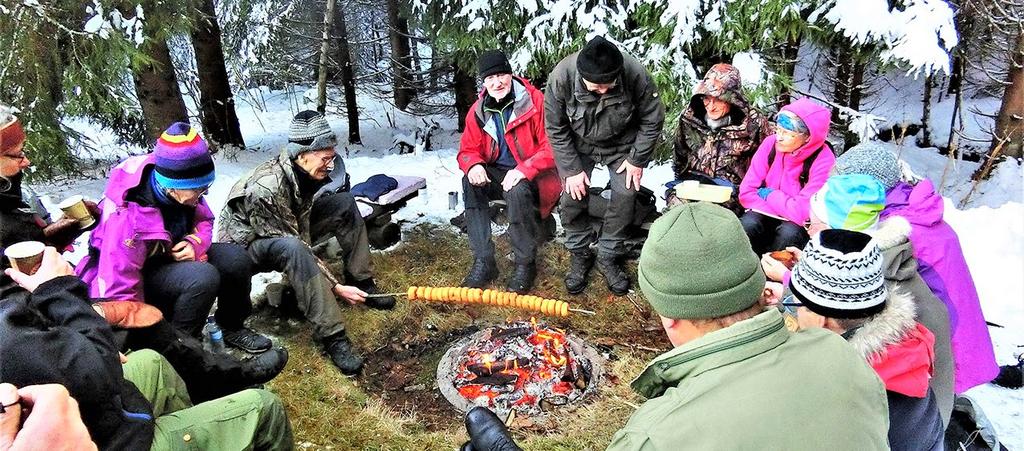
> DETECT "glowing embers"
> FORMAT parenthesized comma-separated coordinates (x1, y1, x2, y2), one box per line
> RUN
(437, 319, 602, 416)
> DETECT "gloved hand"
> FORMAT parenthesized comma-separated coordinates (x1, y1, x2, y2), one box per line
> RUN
(93, 301, 164, 328)
(42, 217, 82, 250)
(757, 187, 773, 200)
(460, 407, 522, 451)
(82, 200, 101, 230)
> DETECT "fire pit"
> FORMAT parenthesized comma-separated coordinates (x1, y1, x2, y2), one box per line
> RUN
(437, 319, 603, 416)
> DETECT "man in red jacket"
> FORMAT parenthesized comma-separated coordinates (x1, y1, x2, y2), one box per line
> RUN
(457, 50, 560, 294)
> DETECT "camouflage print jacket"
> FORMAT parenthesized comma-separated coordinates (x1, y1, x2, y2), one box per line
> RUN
(217, 149, 317, 246)
(672, 64, 772, 186)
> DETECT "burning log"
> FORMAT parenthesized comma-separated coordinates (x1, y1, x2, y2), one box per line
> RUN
(468, 373, 519, 386)
(490, 325, 533, 341)
(467, 357, 533, 376)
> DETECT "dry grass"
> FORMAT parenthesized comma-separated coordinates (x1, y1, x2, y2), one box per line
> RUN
(261, 224, 665, 450)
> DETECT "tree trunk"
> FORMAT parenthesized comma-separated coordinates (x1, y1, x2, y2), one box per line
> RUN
(777, 34, 802, 109)
(192, 0, 244, 150)
(991, 30, 1023, 158)
(921, 74, 933, 147)
(332, 4, 360, 144)
(133, 35, 189, 141)
(453, 62, 477, 132)
(316, 0, 337, 113)
(386, 0, 415, 110)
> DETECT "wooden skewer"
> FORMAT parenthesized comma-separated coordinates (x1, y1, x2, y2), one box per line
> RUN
(364, 292, 407, 298)
(569, 308, 596, 316)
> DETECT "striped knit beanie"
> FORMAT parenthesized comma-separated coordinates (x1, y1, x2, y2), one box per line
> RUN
(810, 174, 885, 232)
(790, 229, 887, 319)
(832, 141, 902, 191)
(287, 110, 337, 159)
(153, 122, 215, 190)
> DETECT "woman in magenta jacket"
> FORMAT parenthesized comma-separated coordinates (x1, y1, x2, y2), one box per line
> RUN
(737, 98, 836, 254)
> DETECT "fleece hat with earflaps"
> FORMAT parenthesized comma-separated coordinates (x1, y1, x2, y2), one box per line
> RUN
(153, 122, 215, 190)
(790, 229, 887, 319)
(287, 110, 337, 159)
(638, 202, 766, 319)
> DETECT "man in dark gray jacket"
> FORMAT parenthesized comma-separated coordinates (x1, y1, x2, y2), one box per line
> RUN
(544, 36, 665, 296)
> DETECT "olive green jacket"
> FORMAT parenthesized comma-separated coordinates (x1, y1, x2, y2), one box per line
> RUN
(607, 309, 890, 451)
(544, 51, 665, 176)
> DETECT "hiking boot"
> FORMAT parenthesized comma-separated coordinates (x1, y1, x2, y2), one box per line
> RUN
(242, 347, 289, 385)
(352, 278, 396, 310)
(507, 263, 536, 294)
(462, 257, 498, 288)
(323, 332, 364, 375)
(564, 250, 595, 295)
(596, 254, 630, 296)
(223, 327, 273, 354)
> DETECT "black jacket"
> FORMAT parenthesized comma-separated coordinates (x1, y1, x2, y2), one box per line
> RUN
(0, 276, 154, 450)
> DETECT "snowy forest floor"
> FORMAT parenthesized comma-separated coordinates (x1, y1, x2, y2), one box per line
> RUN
(32, 84, 1024, 450)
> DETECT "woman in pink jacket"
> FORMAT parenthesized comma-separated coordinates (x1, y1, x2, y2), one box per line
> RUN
(738, 98, 836, 254)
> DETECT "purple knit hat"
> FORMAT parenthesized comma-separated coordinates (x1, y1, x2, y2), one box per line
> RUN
(153, 122, 215, 190)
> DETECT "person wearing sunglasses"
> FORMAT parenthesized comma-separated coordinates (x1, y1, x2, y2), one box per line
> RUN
(76, 123, 270, 353)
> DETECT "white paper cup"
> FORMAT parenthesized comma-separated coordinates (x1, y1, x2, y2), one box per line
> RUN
(4, 241, 45, 275)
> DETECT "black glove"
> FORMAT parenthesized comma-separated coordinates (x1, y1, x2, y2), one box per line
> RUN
(461, 407, 522, 451)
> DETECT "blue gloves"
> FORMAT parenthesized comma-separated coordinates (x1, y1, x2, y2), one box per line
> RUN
(757, 187, 773, 200)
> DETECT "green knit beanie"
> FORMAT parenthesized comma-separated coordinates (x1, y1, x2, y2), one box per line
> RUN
(638, 202, 766, 319)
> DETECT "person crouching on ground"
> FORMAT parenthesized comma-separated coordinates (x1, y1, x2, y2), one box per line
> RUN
(218, 110, 395, 375)
(737, 98, 835, 255)
(791, 228, 944, 451)
(461, 202, 890, 451)
(76, 123, 272, 352)
(457, 50, 560, 294)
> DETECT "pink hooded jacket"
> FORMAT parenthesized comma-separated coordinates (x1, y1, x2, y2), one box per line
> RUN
(739, 98, 836, 224)
(76, 155, 215, 302)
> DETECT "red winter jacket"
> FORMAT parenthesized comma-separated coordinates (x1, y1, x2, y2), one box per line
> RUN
(457, 77, 561, 218)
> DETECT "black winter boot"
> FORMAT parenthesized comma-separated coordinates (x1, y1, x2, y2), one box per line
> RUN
(564, 250, 595, 295)
(461, 406, 523, 451)
(242, 347, 289, 385)
(462, 257, 498, 288)
(323, 332, 364, 375)
(596, 254, 630, 296)
(507, 263, 537, 294)
(352, 278, 396, 310)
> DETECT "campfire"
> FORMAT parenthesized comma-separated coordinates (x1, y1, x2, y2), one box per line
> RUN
(437, 318, 602, 416)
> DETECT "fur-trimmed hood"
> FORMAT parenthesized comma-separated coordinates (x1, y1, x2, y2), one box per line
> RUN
(846, 268, 937, 399)
(868, 215, 920, 284)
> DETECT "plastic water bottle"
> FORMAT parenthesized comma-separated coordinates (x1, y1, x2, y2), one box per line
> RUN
(204, 316, 225, 353)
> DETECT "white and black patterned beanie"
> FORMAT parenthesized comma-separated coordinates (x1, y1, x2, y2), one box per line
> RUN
(287, 110, 337, 159)
(790, 229, 887, 319)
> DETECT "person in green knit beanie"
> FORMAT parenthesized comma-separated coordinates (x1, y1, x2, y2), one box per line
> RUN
(461, 201, 891, 451)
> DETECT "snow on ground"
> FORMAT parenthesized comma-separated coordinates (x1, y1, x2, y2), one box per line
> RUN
(31, 86, 1024, 448)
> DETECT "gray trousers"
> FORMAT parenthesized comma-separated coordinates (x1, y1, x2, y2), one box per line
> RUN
(247, 191, 373, 341)
(559, 154, 636, 257)
(462, 165, 541, 265)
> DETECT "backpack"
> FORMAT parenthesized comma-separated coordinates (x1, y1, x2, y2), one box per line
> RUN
(761, 146, 821, 188)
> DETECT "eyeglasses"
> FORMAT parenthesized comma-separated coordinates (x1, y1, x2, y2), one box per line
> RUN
(1, 152, 27, 162)
(774, 125, 806, 139)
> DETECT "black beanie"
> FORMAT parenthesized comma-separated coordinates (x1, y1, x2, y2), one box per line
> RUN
(577, 36, 623, 84)
(478, 50, 513, 79)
